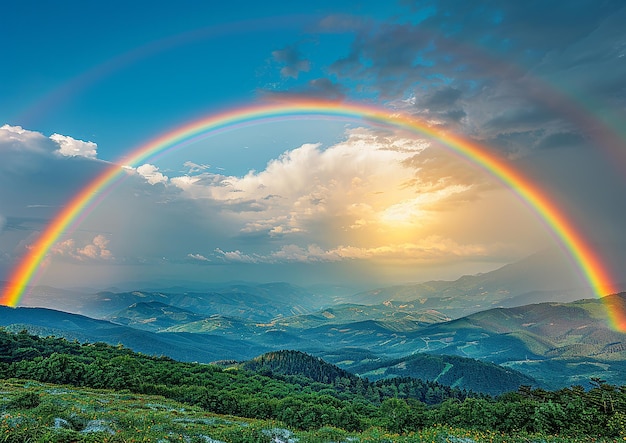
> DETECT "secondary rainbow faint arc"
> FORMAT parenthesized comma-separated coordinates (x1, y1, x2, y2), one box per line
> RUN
(1, 99, 622, 330)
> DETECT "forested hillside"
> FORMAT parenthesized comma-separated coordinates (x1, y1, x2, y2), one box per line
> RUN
(2, 328, 626, 439)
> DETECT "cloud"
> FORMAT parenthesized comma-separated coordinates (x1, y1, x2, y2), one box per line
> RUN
(169, 128, 474, 241)
(187, 253, 209, 262)
(157, 125, 514, 273)
(0, 125, 57, 173)
(0, 124, 51, 154)
(536, 132, 586, 151)
(272, 44, 311, 79)
(50, 234, 113, 262)
(421, 86, 463, 110)
(0, 125, 102, 176)
(135, 164, 168, 185)
(214, 248, 258, 263)
(49, 133, 98, 158)
(0, 125, 98, 160)
(183, 161, 210, 173)
(214, 235, 496, 265)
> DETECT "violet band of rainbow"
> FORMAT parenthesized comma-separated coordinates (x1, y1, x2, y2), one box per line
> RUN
(2, 99, 622, 330)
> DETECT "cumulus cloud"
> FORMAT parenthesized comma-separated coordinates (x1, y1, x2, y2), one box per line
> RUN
(168, 127, 479, 241)
(50, 133, 98, 158)
(154, 125, 515, 274)
(0, 125, 102, 176)
(0, 124, 51, 153)
(50, 234, 113, 262)
(135, 164, 168, 185)
(214, 248, 259, 263)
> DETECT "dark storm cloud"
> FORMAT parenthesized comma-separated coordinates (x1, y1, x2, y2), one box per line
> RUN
(484, 106, 560, 134)
(329, 22, 434, 97)
(306, 0, 626, 164)
(421, 87, 462, 110)
(443, 109, 466, 122)
(536, 132, 586, 151)
(409, 0, 623, 53)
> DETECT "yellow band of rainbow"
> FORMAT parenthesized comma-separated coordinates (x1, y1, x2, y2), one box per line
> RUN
(1, 99, 622, 329)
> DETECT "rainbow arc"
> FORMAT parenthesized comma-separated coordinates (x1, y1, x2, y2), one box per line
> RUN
(1, 99, 622, 330)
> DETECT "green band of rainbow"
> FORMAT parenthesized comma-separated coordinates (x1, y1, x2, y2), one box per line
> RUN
(2, 99, 622, 329)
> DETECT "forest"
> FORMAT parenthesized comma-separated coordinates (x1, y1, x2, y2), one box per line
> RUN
(1, 328, 626, 441)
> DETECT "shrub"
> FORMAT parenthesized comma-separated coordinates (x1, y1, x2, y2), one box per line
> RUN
(7, 391, 40, 409)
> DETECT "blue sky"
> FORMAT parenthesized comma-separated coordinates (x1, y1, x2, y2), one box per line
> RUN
(1, 1, 625, 293)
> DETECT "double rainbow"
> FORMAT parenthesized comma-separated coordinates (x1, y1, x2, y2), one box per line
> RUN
(1, 99, 622, 330)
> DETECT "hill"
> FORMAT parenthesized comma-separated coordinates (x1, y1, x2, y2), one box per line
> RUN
(1, 329, 625, 440)
(0, 305, 268, 362)
(243, 350, 534, 397)
(405, 293, 626, 387)
(106, 301, 208, 331)
(19, 282, 325, 321)
(346, 352, 535, 396)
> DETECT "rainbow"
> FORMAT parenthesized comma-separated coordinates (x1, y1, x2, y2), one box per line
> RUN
(2, 99, 623, 330)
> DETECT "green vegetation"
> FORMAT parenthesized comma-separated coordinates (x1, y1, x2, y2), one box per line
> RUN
(2, 328, 626, 442)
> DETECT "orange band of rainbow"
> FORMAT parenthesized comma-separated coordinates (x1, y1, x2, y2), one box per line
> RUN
(2, 99, 622, 330)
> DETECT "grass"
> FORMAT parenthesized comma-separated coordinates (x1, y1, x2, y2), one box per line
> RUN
(1, 379, 625, 443)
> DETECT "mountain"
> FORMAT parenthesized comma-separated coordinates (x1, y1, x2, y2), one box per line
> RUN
(107, 301, 208, 332)
(273, 302, 450, 331)
(239, 349, 529, 397)
(404, 293, 626, 388)
(36, 283, 320, 322)
(242, 350, 535, 396)
(345, 352, 535, 396)
(348, 249, 594, 318)
(241, 350, 359, 385)
(20, 282, 325, 321)
(0, 305, 268, 362)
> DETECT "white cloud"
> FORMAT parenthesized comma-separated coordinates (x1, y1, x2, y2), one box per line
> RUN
(187, 253, 209, 262)
(170, 175, 201, 190)
(167, 127, 487, 247)
(135, 164, 168, 185)
(214, 248, 259, 263)
(0, 125, 103, 176)
(50, 234, 113, 262)
(214, 236, 494, 264)
(50, 133, 98, 158)
(0, 124, 50, 152)
(183, 161, 210, 173)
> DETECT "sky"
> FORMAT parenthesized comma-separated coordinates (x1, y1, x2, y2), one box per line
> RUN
(1, 0, 625, 294)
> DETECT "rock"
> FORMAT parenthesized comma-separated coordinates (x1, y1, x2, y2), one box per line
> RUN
(53, 418, 71, 429)
(80, 419, 115, 435)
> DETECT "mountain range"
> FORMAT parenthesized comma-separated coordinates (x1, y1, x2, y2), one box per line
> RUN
(2, 249, 625, 393)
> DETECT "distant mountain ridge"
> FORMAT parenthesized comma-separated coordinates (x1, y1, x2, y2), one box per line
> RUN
(22, 282, 325, 321)
(0, 305, 268, 362)
(17, 248, 598, 323)
(4, 250, 625, 391)
(348, 249, 594, 316)
(3, 293, 626, 390)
